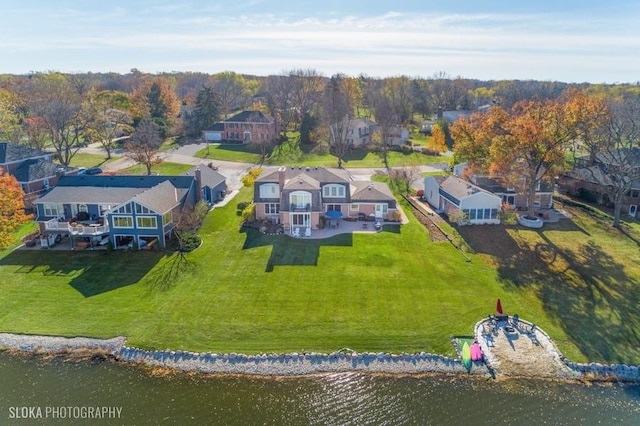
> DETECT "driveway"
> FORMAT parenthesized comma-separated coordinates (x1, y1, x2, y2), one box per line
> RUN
(78, 142, 447, 192)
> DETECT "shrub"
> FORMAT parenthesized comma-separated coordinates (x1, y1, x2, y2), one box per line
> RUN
(242, 167, 263, 187)
(448, 210, 469, 225)
(416, 189, 425, 198)
(241, 203, 255, 222)
(578, 187, 598, 203)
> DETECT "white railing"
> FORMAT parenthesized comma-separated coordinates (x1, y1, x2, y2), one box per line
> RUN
(44, 218, 109, 235)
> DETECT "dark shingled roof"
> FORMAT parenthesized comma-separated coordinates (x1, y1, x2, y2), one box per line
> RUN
(0, 142, 49, 164)
(12, 159, 58, 182)
(55, 174, 194, 189)
(225, 110, 273, 123)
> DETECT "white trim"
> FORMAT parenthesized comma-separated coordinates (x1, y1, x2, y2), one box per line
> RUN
(112, 215, 133, 228)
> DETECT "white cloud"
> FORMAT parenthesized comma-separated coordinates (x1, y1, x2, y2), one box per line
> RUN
(2, 9, 639, 82)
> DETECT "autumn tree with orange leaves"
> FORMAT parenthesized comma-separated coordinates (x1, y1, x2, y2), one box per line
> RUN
(0, 168, 31, 249)
(452, 91, 601, 219)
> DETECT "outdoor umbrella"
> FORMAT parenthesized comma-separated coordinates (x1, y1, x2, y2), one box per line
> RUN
(496, 298, 503, 315)
(325, 210, 343, 219)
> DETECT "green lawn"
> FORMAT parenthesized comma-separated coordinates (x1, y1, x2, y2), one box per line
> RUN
(68, 153, 121, 169)
(119, 161, 194, 176)
(196, 140, 447, 168)
(1, 190, 639, 364)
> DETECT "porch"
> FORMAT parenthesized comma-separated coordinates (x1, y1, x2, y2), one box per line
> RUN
(43, 217, 110, 236)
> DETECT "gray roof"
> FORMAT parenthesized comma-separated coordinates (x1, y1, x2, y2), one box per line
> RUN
(0, 142, 50, 164)
(37, 186, 150, 205)
(184, 166, 226, 188)
(131, 180, 180, 213)
(256, 166, 350, 184)
(440, 176, 497, 200)
(12, 159, 58, 182)
(350, 181, 395, 202)
(283, 173, 320, 191)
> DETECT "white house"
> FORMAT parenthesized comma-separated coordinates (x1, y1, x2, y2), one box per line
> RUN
(424, 175, 501, 224)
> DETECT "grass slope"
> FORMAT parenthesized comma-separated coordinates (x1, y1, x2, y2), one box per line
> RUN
(1, 190, 638, 363)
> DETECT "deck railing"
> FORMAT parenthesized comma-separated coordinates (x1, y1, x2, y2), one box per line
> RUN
(44, 218, 109, 235)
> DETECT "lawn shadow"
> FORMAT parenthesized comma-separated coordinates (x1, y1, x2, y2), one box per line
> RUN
(0, 249, 165, 297)
(142, 252, 196, 294)
(458, 218, 640, 363)
(240, 227, 353, 272)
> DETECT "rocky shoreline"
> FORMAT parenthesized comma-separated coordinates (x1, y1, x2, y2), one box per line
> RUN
(1, 332, 638, 382)
(0, 333, 486, 377)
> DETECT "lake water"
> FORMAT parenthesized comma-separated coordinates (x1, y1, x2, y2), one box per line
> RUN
(1, 353, 639, 425)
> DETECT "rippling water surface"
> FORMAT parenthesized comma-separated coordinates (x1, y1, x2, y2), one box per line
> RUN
(1, 354, 639, 425)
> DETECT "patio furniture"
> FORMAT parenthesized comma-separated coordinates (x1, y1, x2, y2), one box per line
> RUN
(292, 228, 300, 237)
(362, 223, 368, 229)
(304, 227, 311, 237)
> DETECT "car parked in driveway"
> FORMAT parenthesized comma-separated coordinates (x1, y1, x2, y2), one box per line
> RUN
(85, 167, 103, 175)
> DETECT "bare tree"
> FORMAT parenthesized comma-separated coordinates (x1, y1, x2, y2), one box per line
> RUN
(323, 74, 353, 168)
(264, 74, 296, 139)
(26, 73, 86, 166)
(84, 90, 133, 159)
(125, 120, 163, 175)
(369, 91, 400, 170)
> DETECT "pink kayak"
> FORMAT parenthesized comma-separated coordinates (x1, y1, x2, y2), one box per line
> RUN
(470, 343, 483, 361)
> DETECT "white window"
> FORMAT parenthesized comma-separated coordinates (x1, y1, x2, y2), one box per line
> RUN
(78, 204, 88, 213)
(350, 203, 359, 212)
(135, 203, 152, 214)
(290, 191, 311, 211)
(163, 211, 172, 226)
(136, 216, 157, 229)
(114, 203, 132, 214)
(322, 184, 345, 198)
(113, 216, 133, 228)
(265, 203, 279, 214)
(259, 183, 279, 198)
(44, 203, 63, 217)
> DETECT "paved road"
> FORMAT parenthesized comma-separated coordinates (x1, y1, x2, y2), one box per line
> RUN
(79, 142, 448, 191)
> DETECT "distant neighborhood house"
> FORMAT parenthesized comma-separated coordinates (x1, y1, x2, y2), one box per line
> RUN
(558, 149, 640, 218)
(202, 110, 278, 144)
(0, 142, 63, 208)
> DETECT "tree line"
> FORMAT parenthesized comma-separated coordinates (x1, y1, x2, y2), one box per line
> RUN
(1, 70, 639, 213)
(3, 69, 630, 166)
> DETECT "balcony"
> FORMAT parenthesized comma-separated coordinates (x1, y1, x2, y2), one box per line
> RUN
(290, 203, 311, 212)
(44, 218, 109, 235)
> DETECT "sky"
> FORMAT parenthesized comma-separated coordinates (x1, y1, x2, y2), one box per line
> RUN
(1, 0, 639, 83)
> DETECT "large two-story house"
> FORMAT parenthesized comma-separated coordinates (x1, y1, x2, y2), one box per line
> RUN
(33, 167, 226, 250)
(253, 166, 397, 234)
(202, 110, 278, 144)
(0, 142, 63, 208)
(558, 149, 640, 218)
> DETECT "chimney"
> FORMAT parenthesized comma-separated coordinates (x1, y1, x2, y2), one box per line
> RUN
(195, 167, 202, 202)
(278, 166, 286, 188)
